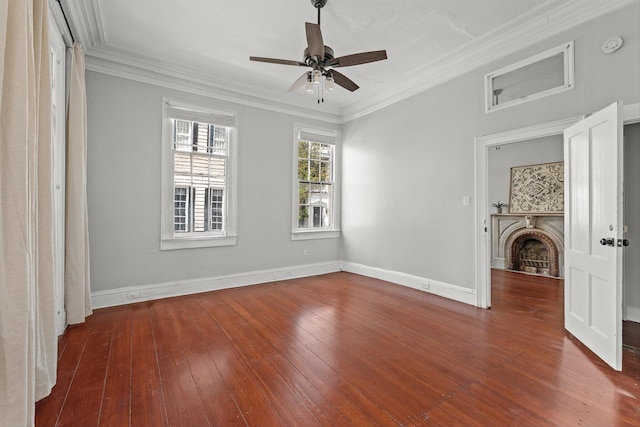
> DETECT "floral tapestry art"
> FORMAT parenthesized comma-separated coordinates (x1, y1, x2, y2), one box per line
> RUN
(509, 162, 564, 214)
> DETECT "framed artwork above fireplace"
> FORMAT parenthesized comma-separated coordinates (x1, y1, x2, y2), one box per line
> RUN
(508, 161, 564, 214)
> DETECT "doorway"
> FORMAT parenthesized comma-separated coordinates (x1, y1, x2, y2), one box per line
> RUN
(475, 106, 640, 352)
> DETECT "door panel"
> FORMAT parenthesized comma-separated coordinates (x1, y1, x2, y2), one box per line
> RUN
(564, 101, 623, 370)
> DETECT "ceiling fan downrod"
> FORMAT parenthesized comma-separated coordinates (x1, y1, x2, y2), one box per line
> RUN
(311, 0, 327, 25)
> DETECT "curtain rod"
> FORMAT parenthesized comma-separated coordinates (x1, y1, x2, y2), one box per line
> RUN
(56, 0, 75, 44)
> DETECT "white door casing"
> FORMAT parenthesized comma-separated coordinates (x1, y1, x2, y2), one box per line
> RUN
(563, 101, 623, 371)
(49, 10, 67, 335)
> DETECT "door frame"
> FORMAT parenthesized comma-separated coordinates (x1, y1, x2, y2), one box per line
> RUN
(49, 2, 73, 335)
(475, 103, 640, 309)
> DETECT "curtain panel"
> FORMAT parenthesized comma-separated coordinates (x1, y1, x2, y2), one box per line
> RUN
(65, 43, 92, 324)
(0, 0, 57, 425)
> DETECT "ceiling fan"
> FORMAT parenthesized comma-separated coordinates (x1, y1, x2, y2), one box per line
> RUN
(249, 0, 387, 102)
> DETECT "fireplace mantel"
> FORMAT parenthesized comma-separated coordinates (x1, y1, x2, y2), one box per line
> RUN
(491, 213, 564, 277)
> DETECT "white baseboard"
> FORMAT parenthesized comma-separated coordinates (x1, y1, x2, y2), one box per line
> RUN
(626, 306, 640, 323)
(340, 262, 477, 306)
(91, 261, 342, 309)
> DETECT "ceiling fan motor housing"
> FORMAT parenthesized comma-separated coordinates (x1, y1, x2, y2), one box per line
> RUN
(311, 0, 327, 9)
(304, 46, 334, 68)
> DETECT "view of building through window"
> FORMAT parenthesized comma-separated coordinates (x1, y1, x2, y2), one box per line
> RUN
(172, 119, 228, 233)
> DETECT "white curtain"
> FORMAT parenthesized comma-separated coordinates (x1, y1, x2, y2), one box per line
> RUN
(65, 42, 92, 324)
(0, 0, 57, 425)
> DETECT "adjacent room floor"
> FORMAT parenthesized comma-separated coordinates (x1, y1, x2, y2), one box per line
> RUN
(36, 270, 640, 426)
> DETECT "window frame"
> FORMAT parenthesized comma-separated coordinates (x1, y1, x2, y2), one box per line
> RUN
(161, 98, 238, 250)
(484, 41, 575, 113)
(291, 124, 340, 241)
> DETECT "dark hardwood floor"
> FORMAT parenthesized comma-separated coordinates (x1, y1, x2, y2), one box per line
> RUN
(36, 270, 640, 426)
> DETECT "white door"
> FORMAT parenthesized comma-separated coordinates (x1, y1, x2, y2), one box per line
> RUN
(563, 102, 623, 370)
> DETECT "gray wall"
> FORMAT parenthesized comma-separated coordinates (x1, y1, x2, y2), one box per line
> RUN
(86, 73, 341, 292)
(488, 135, 564, 212)
(625, 123, 640, 320)
(341, 3, 640, 291)
(85, 3, 640, 307)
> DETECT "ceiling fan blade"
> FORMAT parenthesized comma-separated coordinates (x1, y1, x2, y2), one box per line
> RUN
(328, 50, 388, 67)
(250, 56, 306, 67)
(330, 70, 359, 92)
(305, 22, 324, 59)
(288, 72, 310, 92)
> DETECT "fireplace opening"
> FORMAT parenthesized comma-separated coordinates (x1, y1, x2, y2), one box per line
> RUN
(515, 239, 550, 275)
(506, 229, 561, 277)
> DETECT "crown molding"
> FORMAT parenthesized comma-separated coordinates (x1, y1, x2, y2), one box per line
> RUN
(340, 0, 638, 122)
(64, 0, 638, 123)
(86, 54, 342, 124)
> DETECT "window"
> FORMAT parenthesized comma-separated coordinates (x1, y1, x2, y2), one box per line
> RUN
(485, 41, 574, 113)
(292, 125, 340, 240)
(161, 99, 237, 250)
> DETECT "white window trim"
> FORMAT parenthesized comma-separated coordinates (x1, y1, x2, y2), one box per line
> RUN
(484, 41, 575, 113)
(161, 98, 238, 250)
(291, 124, 341, 240)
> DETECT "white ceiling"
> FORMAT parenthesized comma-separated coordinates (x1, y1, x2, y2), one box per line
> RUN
(61, 0, 633, 121)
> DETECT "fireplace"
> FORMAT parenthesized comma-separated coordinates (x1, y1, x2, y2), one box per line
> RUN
(491, 214, 564, 278)
(507, 229, 560, 277)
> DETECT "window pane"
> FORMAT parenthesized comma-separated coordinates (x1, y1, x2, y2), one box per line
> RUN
(309, 160, 320, 183)
(298, 160, 308, 181)
(298, 141, 309, 159)
(174, 187, 189, 232)
(209, 188, 223, 230)
(298, 206, 309, 228)
(319, 144, 331, 161)
(299, 183, 309, 205)
(174, 120, 192, 152)
(319, 161, 331, 182)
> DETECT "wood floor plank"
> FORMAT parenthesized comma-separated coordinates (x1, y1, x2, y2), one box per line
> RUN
(55, 308, 124, 427)
(149, 299, 212, 427)
(194, 296, 291, 427)
(129, 302, 168, 427)
(169, 297, 248, 427)
(234, 291, 402, 426)
(36, 270, 640, 426)
(200, 295, 326, 426)
(35, 326, 90, 426)
(98, 306, 132, 427)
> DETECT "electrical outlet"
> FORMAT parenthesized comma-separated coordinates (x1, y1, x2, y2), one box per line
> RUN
(126, 291, 141, 300)
(303, 249, 308, 256)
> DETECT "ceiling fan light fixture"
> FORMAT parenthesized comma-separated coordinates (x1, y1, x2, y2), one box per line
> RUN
(305, 80, 315, 94)
(325, 75, 335, 91)
(312, 69, 322, 85)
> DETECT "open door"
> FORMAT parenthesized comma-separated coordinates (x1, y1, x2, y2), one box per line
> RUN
(564, 102, 623, 370)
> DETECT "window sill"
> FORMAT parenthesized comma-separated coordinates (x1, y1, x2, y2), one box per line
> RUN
(160, 235, 237, 250)
(291, 230, 340, 241)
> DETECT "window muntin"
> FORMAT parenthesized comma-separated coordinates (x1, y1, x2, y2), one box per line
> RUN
(161, 99, 237, 249)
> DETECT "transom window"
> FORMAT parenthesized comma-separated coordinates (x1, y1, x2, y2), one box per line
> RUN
(161, 99, 238, 250)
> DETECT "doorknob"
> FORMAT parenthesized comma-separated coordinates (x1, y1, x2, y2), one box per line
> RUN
(600, 238, 615, 246)
(617, 239, 630, 247)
